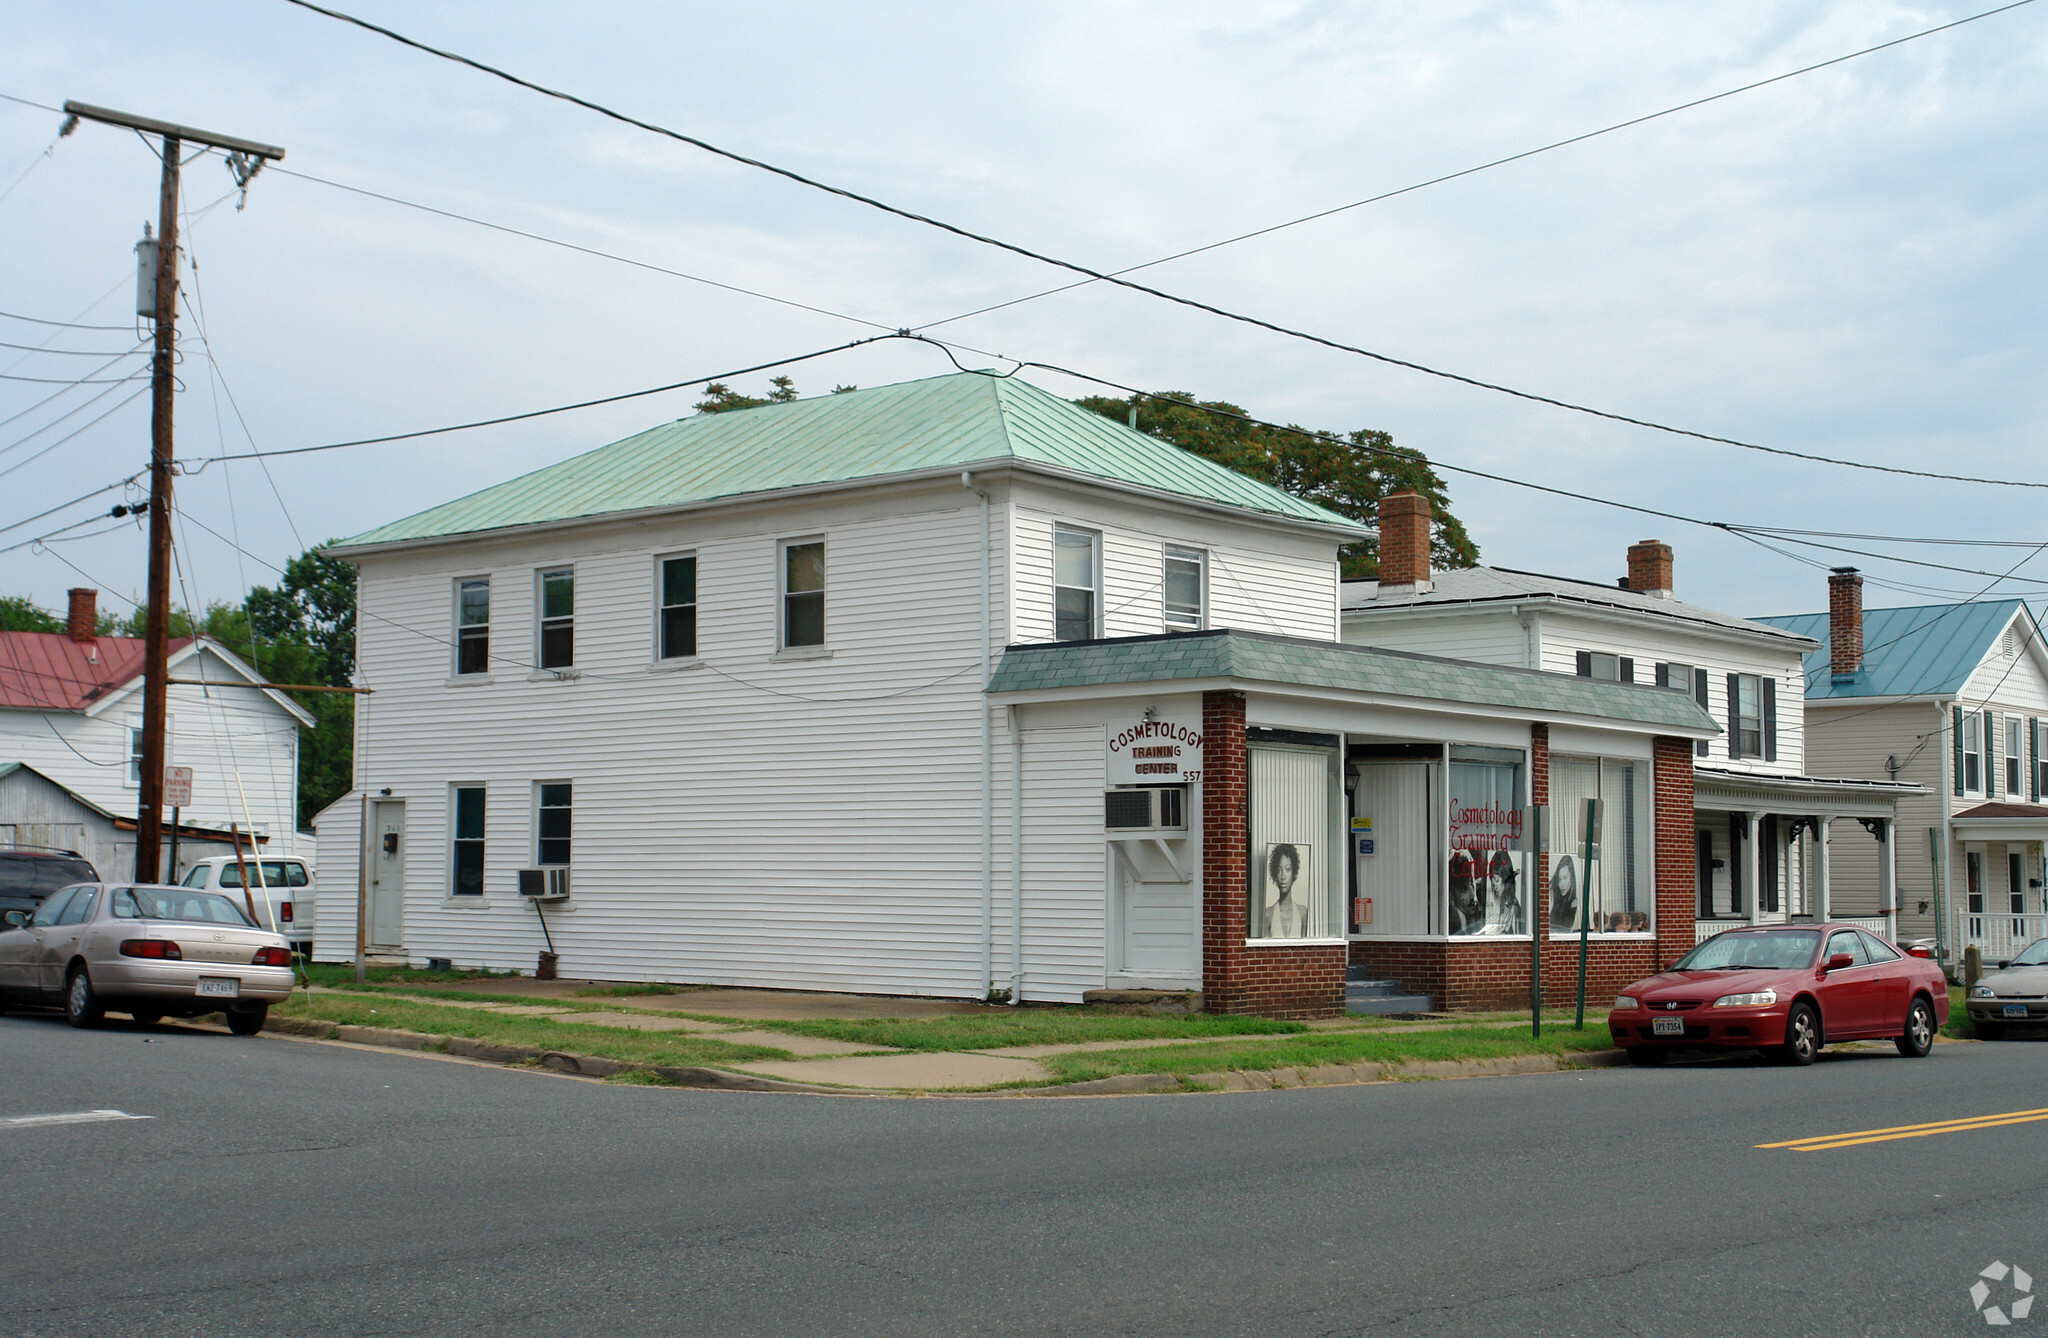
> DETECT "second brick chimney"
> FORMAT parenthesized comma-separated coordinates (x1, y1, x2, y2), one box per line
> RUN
(1625, 540, 1674, 599)
(1376, 491, 1432, 593)
(66, 587, 97, 643)
(1828, 567, 1863, 678)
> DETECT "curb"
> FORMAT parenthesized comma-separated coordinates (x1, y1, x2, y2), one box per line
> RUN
(259, 1013, 1626, 1097)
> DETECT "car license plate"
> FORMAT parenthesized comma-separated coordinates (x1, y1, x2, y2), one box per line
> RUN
(196, 977, 240, 999)
(2004, 1004, 2031, 1019)
(1652, 1016, 1685, 1036)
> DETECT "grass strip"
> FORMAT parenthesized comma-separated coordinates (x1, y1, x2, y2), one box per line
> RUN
(276, 994, 792, 1068)
(1039, 1025, 1618, 1084)
(751, 1009, 1306, 1053)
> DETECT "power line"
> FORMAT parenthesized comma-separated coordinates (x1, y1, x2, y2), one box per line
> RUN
(0, 472, 147, 540)
(0, 384, 151, 481)
(186, 333, 894, 465)
(915, 0, 2043, 331)
(0, 307, 135, 331)
(284, 0, 2048, 494)
(0, 337, 140, 355)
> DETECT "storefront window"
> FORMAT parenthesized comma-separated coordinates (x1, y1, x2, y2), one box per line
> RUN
(1248, 743, 1342, 940)
(1447, 752, 1527, 936)
(1548, 756, 1651, 935)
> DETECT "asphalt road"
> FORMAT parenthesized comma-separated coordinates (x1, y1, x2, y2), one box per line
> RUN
(3, 1012, 2044, 1338)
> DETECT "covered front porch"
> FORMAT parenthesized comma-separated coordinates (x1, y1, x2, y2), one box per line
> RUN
(1691, 767, 1922, 945)
(1951, 803, 2048, 964)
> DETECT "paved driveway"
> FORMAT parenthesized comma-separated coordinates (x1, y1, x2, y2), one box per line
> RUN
(2, 1012, 2042, 1336)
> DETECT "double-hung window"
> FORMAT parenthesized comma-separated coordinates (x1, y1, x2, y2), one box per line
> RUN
(1656, 663, 1710, 757)
(1162, 546, 1205, 631)
(1962, 711, 1983, 793)
(2007, 716, 2024, 796)
(1053, 527, 1099, 641)
(456, 578, 490, 675)
(451, 786, 485, 896)
(1573, 651, 1632, 682)
(1725, 672, 1775, 761)
(126, 714, 171, 786)
(538, 569, 574, 669)
(658, 554, 697, 659)
(2036, 719, 2048, 798)
(781, 540, 825, 648)
(536, 782, 571, 866)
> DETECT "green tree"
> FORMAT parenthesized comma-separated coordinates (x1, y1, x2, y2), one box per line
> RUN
(695, 374, 800, 414)
(1075, 392, 1479, 580)
(0, 595, 61, 633)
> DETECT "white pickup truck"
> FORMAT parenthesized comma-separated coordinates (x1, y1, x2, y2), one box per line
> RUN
(181, 856, 315, 955)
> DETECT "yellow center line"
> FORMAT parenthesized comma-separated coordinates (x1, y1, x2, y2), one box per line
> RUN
(1760, 1106, 2048, 1151)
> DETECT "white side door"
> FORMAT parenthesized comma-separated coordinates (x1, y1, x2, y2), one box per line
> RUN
(1113, 840, 1198, 987)
(368, 801, 406, 951)
(1352, 763, 1435, 936)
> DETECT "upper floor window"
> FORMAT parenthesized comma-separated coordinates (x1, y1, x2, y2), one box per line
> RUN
(1574, 651, 1632, 682)
(1656, 663, 1709, 758)
(782, 540, 825, 648)
(537, 782, 572, 865)
(659, 554, 697, 659)
(1054, 527, 1099, 641)
(1962, 711, 1983, 792)
(2036, 719, 2048, 798)
(538, 569, 574, 669)
(1162, 547, 1205, 631)
(126, 715, 172, 786)
(1726, 672, 1775, 761)
(456, 577, 490, 675)
(2007, 716, 2024, 795)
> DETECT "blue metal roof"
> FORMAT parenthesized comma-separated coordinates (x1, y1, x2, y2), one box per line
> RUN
(1752, 600, 2026, 700)
(331, 372, 1363, 550)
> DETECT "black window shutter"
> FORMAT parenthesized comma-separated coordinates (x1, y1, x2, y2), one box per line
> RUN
(1953, 706, 1965, 797)
(1762, 677, 1777, 762)
(2033, 717, 2042, 802)
(1654, 662, 1668, 687)
(1986, 710, 1998, 795)
(1694, 668, 1710, 757)
(1618, 657, 1634, 683)
(1575, 650, 1592, 677)
(1727, 673, 1742, 760)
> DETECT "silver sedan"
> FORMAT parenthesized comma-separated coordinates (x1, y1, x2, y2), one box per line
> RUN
(1966, 937, 2048, 1038)
(0, 882, 295, 1035)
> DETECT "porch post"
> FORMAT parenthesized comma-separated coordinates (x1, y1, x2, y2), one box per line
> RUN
(1814, 817, 1831, 922)
(1879, 819, 1897, 941)
(1744, 811, 1763, 926)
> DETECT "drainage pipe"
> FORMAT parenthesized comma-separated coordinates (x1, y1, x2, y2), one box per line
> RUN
(1010, 702, 1025, 1004)
(963, 472, 992, 1000)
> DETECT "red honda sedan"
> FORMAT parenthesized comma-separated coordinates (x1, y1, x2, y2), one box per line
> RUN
(1608, 923, 1948, 1066)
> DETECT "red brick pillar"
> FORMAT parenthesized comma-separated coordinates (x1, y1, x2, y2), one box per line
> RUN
(1653, 736, 1696, 969)
(1202, 691, 1248, 1013)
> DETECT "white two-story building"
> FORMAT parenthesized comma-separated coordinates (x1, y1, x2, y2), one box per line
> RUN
(1340, 497, 1917, 976)
(317, 375, 1716, 1015)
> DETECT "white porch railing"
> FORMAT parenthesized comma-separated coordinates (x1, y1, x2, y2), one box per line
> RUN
(1959, 913, 2048, 965)
(1694, 915, 1891, 946)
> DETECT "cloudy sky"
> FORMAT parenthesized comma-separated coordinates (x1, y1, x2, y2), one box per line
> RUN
(2, 1, 2044, 627)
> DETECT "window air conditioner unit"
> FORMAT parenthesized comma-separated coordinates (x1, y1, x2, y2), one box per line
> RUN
(518, 866, 571, 902)
(1104, 785, 1187, 832)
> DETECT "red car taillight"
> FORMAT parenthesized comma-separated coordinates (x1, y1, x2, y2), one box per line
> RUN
(279, 902, 293, 923)
(120, 939, 182, 960)
(251, 946, 291, 966)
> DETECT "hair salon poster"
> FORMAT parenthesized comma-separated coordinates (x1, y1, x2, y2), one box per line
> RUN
(1447, 790, 1526, 936)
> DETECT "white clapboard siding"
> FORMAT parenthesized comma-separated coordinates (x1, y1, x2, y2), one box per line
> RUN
(1341, 610, 1531, 667)
(311, 792, 362, 956)
(1019, 725, 1106, 1002)
(1804, 700, 1949, 937)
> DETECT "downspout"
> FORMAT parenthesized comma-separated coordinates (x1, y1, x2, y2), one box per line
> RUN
(964, 472, 992, 999)
(1939, 697, 1955, 967)
(1010, 702, 1024, 1005)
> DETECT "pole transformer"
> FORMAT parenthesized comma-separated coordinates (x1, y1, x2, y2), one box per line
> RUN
(61, 102, 283, 883)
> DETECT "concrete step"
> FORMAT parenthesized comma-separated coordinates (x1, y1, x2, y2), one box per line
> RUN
(1347, 991, 1436, 1016)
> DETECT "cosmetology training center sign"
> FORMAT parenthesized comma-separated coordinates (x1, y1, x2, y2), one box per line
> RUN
(1107, 717, 1203, 786)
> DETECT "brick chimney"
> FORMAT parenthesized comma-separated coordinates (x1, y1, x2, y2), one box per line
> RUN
(1828, 567, 1863, 678)
(1625, 540, 1673, 599)
(66, 588, 97, 643)
(1376, 491, 1432, 594)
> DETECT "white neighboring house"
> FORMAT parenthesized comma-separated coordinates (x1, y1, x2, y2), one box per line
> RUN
(0, 589, 314, 879)
(1755, 573, 2048, 963)
(1341, 497, 1918, 942)
(316, 372, 1354, 996)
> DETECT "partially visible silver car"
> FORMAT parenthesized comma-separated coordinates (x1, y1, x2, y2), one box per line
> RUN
(0, 882, 294, 1035)
(1966, 937, 2048, 1039)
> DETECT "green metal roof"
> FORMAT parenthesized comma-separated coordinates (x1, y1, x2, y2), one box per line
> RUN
(1752, 601, 2028, 700)
(333, 373, 1363, 550)
(987, 629, 1721, 734)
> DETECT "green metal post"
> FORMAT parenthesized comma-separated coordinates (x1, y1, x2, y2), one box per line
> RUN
(1530, 804, 1545, 1038)
(1574, 796, 1600, 1030)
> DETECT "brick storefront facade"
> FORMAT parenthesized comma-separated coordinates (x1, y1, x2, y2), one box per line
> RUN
(1200, 689, 1346, 1018)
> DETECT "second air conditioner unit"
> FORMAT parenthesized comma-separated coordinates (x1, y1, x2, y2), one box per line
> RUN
(517, 865, 571, 902)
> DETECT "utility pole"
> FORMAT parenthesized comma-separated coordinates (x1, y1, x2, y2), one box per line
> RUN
(61, 103, 283, 882)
